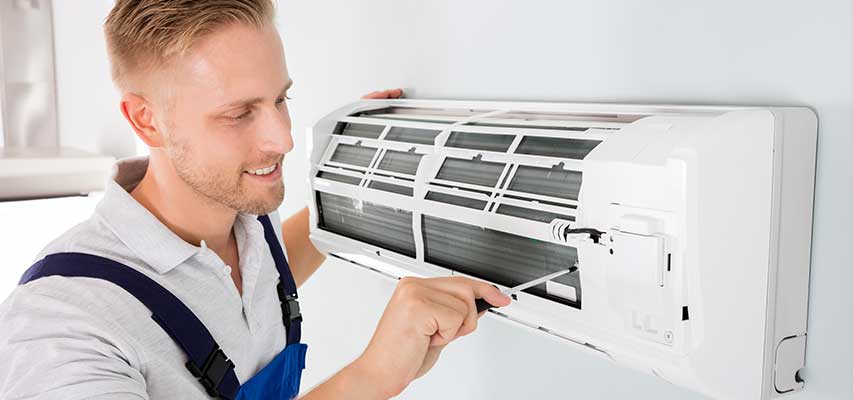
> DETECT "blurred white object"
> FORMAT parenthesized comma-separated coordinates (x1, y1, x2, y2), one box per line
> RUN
(0, 0, 113, 200)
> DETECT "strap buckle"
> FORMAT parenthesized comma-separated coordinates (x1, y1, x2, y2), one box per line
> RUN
(277, 281, 303, 329)
(185, 347, 234, 398)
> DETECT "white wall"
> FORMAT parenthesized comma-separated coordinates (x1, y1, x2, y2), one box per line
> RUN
(0, 1, 847, 399)
(277, 1, 852, 399)
(51, 0, 137, 158)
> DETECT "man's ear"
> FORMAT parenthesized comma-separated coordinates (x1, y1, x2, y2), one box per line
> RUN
(120, 92, 164, 148)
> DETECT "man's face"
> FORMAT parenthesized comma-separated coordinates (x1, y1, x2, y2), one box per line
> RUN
(155, 22, 294, 215)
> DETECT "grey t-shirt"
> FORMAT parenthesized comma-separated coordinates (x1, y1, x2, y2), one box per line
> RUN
(0, 157, 290, 399)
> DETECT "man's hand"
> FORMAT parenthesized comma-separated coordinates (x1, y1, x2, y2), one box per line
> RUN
(351, 276, 511, 398)
(361, 88, 404, 99)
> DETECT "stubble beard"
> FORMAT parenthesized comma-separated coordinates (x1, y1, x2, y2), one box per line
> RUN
(166, 138, 285, 216)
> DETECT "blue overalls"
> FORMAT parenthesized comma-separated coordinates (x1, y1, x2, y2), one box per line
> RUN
(18, 215, 307, 400)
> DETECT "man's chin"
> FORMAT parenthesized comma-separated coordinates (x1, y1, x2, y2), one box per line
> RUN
(237, 186, 284, 215)
(237, 200, 281, 215)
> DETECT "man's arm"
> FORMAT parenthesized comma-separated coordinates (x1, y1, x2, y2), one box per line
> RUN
(281, 207, 326, 288)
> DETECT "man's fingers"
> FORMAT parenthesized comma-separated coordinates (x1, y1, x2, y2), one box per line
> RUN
(398, 278, 465, 345)
(361, 88, 404, 99)
(424, 287, 478, 339)
(420, 276, 511, 312)
(475, 284, 512, 309)
(466, 278, 511, 309)
(424, 298, 466, 347)
(398, 276, 510, 347)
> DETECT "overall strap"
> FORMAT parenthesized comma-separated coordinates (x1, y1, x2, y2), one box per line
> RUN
(19, 253, 241, 399)
(256, 214, 302, 345)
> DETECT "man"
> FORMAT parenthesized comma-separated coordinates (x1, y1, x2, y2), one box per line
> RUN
(0, 1, 510, 399)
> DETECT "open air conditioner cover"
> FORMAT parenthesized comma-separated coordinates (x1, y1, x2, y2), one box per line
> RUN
(306, 99, 817, 400)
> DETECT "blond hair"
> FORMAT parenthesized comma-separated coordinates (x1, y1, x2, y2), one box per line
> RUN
(104, 0, 275, 90)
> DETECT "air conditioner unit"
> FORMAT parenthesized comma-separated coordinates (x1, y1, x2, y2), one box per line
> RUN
(306, 99, 817, 400)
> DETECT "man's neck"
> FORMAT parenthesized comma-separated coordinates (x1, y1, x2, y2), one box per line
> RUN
(130, 161, 237, 257)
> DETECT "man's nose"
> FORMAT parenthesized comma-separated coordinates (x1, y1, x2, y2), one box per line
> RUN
(258, 107, 294, 155)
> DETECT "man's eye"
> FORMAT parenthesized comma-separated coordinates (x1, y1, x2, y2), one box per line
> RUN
(231, 110, 251, 121)
(275, 95, 291, 105)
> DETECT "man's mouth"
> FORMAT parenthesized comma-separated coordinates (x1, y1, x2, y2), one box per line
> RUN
(242, 161, 282, 181)
(245, 163, 278, 176)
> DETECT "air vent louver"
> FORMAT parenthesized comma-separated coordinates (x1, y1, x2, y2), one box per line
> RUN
(312, 102, 614, 309)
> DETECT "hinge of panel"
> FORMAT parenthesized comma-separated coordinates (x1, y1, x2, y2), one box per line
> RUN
(774, 334, 806, 394)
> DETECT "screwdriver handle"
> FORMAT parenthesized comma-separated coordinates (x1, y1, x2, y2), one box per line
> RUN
(475, 298, 495, 313)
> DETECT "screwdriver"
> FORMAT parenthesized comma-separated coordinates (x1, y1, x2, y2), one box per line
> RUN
(475, 267, 576, 313)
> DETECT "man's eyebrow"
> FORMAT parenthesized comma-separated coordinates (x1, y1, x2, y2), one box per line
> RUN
(217, 79, 294, 110)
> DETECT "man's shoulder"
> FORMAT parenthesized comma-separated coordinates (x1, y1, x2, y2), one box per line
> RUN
(10, 218, 151, 318)
(2, 249, 153, 365)
(35, 212, 127, 262)
(12, 213, 151, 317)
(1, 256, 149, 362)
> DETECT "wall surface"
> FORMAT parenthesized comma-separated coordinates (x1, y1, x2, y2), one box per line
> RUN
(51, 0, 137, 158)
(0, 1, 848, 399)
(276, 1, 852, 399)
